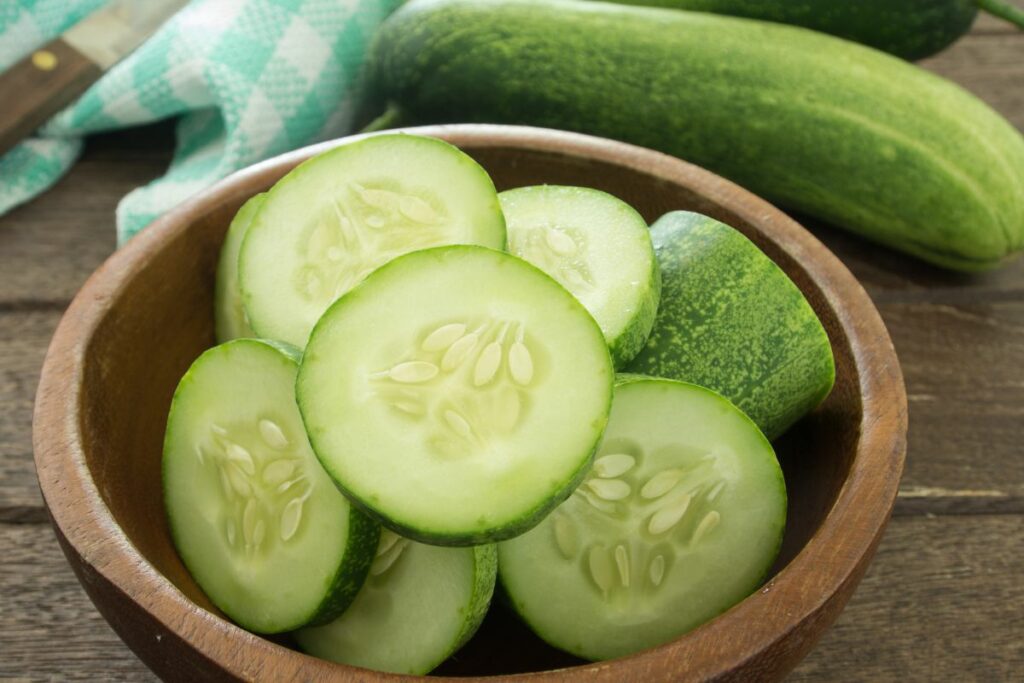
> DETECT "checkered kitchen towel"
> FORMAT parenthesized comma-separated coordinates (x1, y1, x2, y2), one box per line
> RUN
(0, 0, 401, 243)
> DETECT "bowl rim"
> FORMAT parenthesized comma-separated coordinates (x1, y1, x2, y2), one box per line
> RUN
(33, 124, 907, 681)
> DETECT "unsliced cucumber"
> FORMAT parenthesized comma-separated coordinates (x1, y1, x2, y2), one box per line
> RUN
(297, 245, 614, 545)
(592, 0, 983, 60)
(163, 339, 380, 634)
(498, 377, 787, 661)
(214, 193, 265, 342)
(371, 0, 1024, 270)
(627, 211, 835, 440)
(239, 133, 506, 347)
(500, 186, 659, 367)
(294, 530, 497, 674)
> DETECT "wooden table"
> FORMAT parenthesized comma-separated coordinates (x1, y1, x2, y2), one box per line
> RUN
(1, 15, 1022, 681)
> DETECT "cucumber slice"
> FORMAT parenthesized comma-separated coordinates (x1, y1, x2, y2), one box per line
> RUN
(297, 245, 614, 545)
(498, 377, 787, 661)
(214, 193, 265, 342)
(239, 133, 506, 348)
(500, 186, 660, 367)
(163, 339, 380, 634)
(294, 530, 497, 674)
(626, 211, 835, 440)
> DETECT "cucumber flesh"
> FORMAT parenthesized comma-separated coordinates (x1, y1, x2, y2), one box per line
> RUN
(239, 133, 506, 348)
(294, 531, 497, 674)
(163, 339, 380, 634)
(214, 194, 265, 342)
(498, 377, 787, 661)
(297, 245, 614, 545)
(500, 186, 660, 367)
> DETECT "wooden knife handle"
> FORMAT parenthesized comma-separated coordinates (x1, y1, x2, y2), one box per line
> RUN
(0, 38, 102, 158)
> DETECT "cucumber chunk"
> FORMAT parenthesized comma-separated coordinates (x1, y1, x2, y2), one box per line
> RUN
(163, 339, 380, 634)
(498, 377, 787, 661)
(297, 245, 614, 545)
(500, 186, 660, 367)
(239, 133, 506, 348)
(214, 193, 265, 342)
(626, 211, 835, 439)
(294, 530, 497, 674)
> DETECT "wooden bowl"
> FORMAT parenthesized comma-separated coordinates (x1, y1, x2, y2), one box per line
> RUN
(33, 125, 906, 681)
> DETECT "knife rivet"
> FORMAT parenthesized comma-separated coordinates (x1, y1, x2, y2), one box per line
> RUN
(32, 50, 59, 71)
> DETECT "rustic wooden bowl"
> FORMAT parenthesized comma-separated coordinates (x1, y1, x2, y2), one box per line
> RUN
(33, 125, 906, 681)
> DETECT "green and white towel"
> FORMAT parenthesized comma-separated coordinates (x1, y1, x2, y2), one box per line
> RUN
(0, 0, 401, 243)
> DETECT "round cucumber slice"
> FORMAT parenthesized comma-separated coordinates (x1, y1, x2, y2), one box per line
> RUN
(163, 339, 380, 634)
(500, 186, 660, 367)
(214, 193, 265, 342)
(294, 530, 497, 674)
(239, 133, 506, 348)
(498, 377, 787, 661)
(297, 245, 614, 545)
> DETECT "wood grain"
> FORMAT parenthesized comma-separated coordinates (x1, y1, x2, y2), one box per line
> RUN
(0, 312, 59, 513)
(885, 301, 1024, 506)
(3, 514, 1019, 681)
(791, 515, 1024, 681)
(0, 123, 171, 306)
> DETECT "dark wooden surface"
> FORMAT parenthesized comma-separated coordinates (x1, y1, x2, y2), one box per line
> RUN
(1, 14, 1022, 681)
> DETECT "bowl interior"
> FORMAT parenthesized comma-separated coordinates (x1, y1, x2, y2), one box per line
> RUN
(76, 136, 861, 676)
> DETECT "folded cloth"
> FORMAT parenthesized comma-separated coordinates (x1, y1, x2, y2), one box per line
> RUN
(0, 0, 401, 243)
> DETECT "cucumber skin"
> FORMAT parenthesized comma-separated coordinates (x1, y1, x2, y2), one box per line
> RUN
(370, 0, 1024, 271)
(303, 508, 380, 627)
(591, 0, 977, 60)
(611, 241, 660, 367)
(625, 212, 835, 440)
(163, 339, 380, 633)
(451, 545, 499, 660)
(214, 193, 265, 343)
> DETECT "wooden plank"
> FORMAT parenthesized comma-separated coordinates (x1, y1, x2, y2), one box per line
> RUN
(0, 523, 154, 681)
(882, 299, 1024, 509)
(0, 311, 61, 513)
(2, 514, 1019, 680)
(792, 515, 1024, 680)
(0, 124, 172, 306)
(805, 219, 1024, 300)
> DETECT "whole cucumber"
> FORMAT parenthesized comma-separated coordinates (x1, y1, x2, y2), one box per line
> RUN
(591, 0, 980, 60)
(370, 0, 1024, 271)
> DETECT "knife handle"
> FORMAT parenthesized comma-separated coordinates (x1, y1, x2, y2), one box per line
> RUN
(0, 38, 101, 158)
